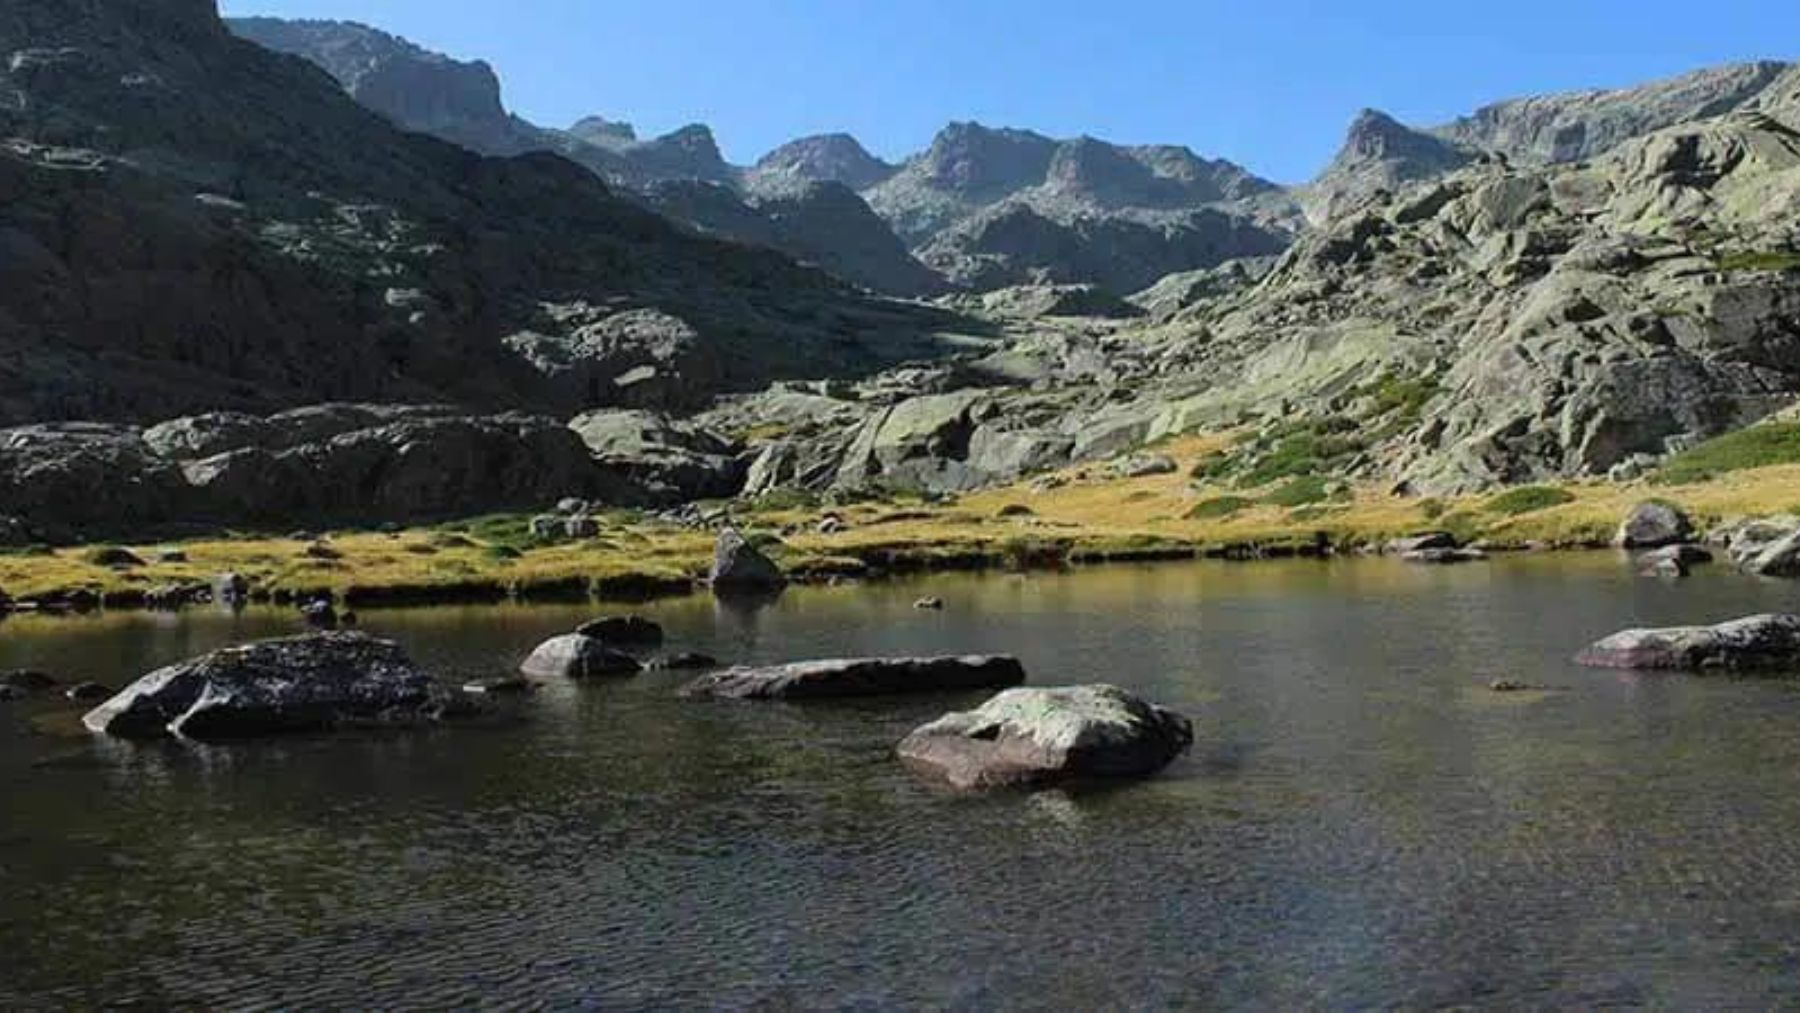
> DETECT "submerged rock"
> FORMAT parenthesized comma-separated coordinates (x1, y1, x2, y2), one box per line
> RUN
(647, 652, 719, 672)
(1640, 544, 1714, 567)
(65, 682, 113, 703)
(518, 634, 642, 679)
(897, 684, 1194, 790)
(709, 528, 787, 595)
(1576, 613, 1800, 671)
(681, 655, 1026, 701)
(1616, 501, 1695, 549)
(1401, 547, 1488, 565)
(82, 632, 450, 740)
(0, 670, 57, 693)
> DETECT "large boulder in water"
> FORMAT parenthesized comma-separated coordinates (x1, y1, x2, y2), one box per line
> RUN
(1576, 614, 1800, 671)
(1615, 501, 1695, 548)
(518, 633, 642, 679)
(681, 655, 1026, 700)
(82, 632, 453, 740)
(709, 527, 786, 595)
(897, 684, 1194, 789)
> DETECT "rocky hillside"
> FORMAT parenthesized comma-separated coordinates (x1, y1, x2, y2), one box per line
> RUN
(0, 0, 953, 424)
(222, 17, 939, 296)
(861, 124, 1299, 289)
(223, 17, 1302, 297)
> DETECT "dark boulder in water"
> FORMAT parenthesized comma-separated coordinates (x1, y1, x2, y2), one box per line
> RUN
(82, 632, 452, 739)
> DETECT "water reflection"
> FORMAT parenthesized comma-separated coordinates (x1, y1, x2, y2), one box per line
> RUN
(6, 556, 1800, 1006)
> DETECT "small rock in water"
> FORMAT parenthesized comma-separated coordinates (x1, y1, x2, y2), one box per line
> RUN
(897, 684, 1194, 790)
(914, 596, 945, 610)
(1488, 679, 1551, 693)
(1640, 557, 1688, 579)
(300, 599, 339, 629)
(64, 682, 114, 704)
(1, 670, 57, 693)
(575, 615, 664, 646)
(648, 652, 719, 672)
(463, 676, 536, 696)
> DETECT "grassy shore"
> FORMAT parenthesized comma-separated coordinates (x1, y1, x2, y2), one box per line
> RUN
(6, 433, 1800, 610)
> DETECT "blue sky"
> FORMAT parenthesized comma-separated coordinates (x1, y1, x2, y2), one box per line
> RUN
(218, 1, 1799, 183)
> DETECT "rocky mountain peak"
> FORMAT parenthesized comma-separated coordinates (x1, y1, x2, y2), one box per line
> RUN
(626, 123, 733, 183)
(750, 133, 894, 190)
(226, 16, 530, 154)
(1434, 60, 1793, 165)
(919, 121, 1059, 193)
(568, 115, 638, 149)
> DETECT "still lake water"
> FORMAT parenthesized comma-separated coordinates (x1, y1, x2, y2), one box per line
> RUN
(7, 555, 1800, 1008)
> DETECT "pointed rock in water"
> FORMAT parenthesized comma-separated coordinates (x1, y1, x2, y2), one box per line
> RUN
(82, 632, 450, 740)
(519, 634, 641, 680)
(1616, 501, 1695, 549)
(1576, 614, 1800, 671)
(897, 684, 1194, 790)
(574, 615, 664, 646)
(681, 656, 1026, 701)
(709, 528, 787, 595)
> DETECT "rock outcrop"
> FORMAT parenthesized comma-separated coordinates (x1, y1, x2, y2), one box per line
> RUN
(680, 655, 1026, 701)
(0, 404, 666, 538)
(896, 684, 1193, 789)
(83, 632, 454, 739)
(1576, 614, 1800, 671)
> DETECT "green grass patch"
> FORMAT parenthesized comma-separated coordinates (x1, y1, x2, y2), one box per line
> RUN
(1483, 485, 1576, 516)
(1188, 496, 1255, 520)
(1654, 423, 1800, 485)
(1262, 476, 1344, 508)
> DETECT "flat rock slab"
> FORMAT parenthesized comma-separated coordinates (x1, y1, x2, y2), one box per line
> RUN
(897, 684, 1193, 790)
(83, 632, 449, 740)
(681, 655, 1025, 700)
(1576, 613, 1800, 671)
(1402, 548, 1488, 565)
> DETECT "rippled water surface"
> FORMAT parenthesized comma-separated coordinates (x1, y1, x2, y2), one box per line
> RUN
(8, 555, 1800, 1007)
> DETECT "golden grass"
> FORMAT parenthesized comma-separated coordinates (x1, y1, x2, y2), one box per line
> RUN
(9, 434, 1800, 604)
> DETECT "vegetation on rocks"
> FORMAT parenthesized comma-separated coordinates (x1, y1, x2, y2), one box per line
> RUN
(1655, 424, 1800, 485)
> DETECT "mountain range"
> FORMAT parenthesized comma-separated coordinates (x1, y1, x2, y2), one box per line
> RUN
(1, 0, 1797, 539)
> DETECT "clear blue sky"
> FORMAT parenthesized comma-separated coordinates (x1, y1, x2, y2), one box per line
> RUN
(218, 0, 1798, 183)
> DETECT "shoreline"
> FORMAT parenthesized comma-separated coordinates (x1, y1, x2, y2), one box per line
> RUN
(3, 435, 1792, 617)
